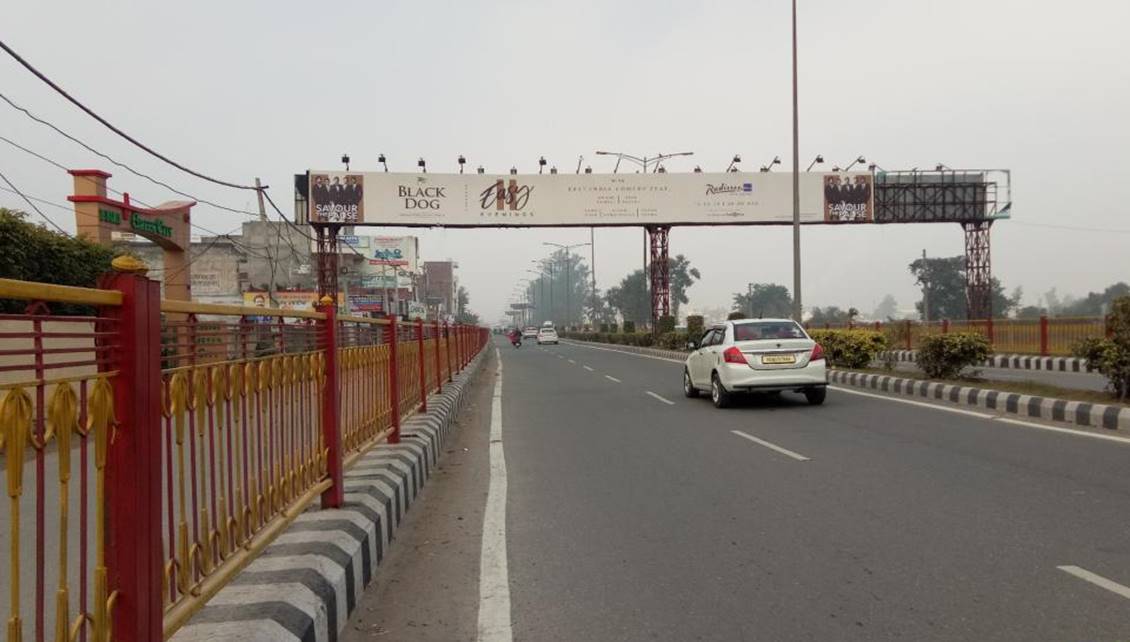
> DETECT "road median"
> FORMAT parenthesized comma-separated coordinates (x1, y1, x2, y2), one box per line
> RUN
(830, 369, 1129, 431)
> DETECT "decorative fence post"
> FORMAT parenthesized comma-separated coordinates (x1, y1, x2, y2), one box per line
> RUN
(445, 322, 454, 383)
(987, 317, 995, 346)
(434, 319, 443, 393)
(99, 257, 163, 642)
(1039, 315, 1050, 356)
(387, 314, 400, 444)
(416, 318, 427, 413)
(904, 320, 913, 351)
(318, 296, 343, 508)
(941, 319, 949, 334)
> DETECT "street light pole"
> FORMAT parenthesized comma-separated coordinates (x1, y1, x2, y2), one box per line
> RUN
(543, 241, 591, 331)
(791, 0, 803, 322)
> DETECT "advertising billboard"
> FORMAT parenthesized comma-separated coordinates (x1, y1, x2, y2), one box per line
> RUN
(307, 171, 874, 227)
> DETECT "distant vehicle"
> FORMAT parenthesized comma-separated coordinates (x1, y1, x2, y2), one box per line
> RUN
(536, 327, 559, 345)
(541, 320, 555, 328)
(522, 326, 539, 339)
(683, 318, 827, 408)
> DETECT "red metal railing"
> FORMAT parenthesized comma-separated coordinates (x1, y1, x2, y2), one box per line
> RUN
(808, 316, 1108, 356)
(0, 269, 490, 642)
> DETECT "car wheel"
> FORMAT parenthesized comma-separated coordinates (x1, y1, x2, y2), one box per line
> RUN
(804, 387, 827, 406)
(683, 369, 699, 398)
(711, 374, 732, 409)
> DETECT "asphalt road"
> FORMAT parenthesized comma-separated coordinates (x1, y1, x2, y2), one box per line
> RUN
(889, 361, 1109, 393)
(348, 337, 1130, 641)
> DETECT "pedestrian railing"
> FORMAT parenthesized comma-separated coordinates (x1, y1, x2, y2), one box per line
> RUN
(812, 316, 1110, 356)
(0, 260, 489, 642)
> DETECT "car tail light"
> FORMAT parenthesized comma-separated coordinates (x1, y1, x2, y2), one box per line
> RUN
(723, 346, 747, 364)
(811, 343, 825, 361)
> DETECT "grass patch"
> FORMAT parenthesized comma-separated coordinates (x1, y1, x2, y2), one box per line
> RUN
(846, 367, 1128, 408)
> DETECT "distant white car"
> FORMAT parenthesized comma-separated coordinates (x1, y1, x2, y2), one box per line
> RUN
(522, 326, 539, 339)
(683, 318, 827, 408)
(536, 327, 559, 345)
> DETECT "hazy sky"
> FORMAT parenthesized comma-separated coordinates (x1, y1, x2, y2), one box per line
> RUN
(2, 0, 1128, 322)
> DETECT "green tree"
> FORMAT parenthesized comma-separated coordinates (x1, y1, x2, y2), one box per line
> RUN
(533, 249, 592, 328)
(872, 294, 898, 320)
(809, 306, 853, 325)
(731, 283, 792, 318)
(0, 208, 117, 313)
(605, 270, 649, 324)
(1057, 283, 1130, 316)
(668, 254, 701, 320)
(909, 255, 1019, 320)
(604, 255, 700, 326)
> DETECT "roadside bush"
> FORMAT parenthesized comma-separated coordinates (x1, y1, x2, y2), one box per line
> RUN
(686, 315, 704, 340)
(599, 323, 609, 333)
(1072, 296, 1130, 401)
(916, 332, 992, 380)
(622, 320, 636, 334)
(610, 323, 618, 333)
(808, 329, 887, 369)
(727, 311, 745, 321)
(657, 315, 676, 333)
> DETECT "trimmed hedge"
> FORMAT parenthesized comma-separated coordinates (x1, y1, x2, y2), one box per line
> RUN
(687, 315, 705, 340)
(808, 329, 887, 369)
(562, 330, 691, 351)
(1073, 295, 1130, 401)
(917, 332, 992, 379)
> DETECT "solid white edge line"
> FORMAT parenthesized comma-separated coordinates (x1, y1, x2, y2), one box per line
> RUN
(645, 391, 676, 405)
(604, 375, 622, 383)
(567, 359, 576, 364)
(477, 349, 512, 642)
(1057, 565, 1130, 600)
(731, 430, 810, 462)
(583, 365, 594, 371)
(993, 417, 1130, 445)
(832, 385, 1130, 446)
(830, 385, 994, 419)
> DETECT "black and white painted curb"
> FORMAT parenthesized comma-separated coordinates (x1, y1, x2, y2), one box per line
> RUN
(830, 370, 1129, 431)
(879, 350, 1089, 373)
(170, 348, 488, 642)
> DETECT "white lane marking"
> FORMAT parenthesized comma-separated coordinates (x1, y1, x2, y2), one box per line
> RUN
(1057, 566, 1130, 601)
(583, 365, 594, 372)
(561, 340, 685, 363)
(993, 417, 1130, 445)
(730, 430, 811, 462)
(645, 391, 676, 405)
(478, 349, 512, 642)
(556, 354, 563, 359)
(604, 375, 622, 383)
(831, 385, 994, 419)
(567, 359, 576, 364)
(832, 386, 1130, 446)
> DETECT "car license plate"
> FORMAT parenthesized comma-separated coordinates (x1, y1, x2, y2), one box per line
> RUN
(762, 354, 796, 364)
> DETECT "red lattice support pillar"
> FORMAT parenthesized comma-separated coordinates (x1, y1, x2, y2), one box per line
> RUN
(647, 225, 671, 328)
(963, 220, 993, 320)
(315, 225, 340, 304)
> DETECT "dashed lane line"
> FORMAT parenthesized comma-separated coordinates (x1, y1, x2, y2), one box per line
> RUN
(645, 391, 676, 405)
(730, 430, 811, 462)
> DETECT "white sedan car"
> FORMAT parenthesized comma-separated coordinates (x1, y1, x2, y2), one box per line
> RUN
(683, 318, 827, 408)
(536, 327, 559, 345)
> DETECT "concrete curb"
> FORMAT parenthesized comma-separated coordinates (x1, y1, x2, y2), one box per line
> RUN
(829, 369, 1129, 431)
(170, 348, 490, 642)
(879, 350, 1090, 373)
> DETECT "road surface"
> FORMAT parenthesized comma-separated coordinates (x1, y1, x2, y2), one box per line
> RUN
(345, 337, 1130, 641)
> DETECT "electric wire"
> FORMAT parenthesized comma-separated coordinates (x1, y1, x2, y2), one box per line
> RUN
(0, 38, 259, 190)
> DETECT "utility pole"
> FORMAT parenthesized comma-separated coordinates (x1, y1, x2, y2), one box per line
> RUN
(748, 282, 754, 318)
(921, 248, 930, 324)
(790, 0, 803, 322)
(255, 177, 267, 221)
(590, 227, 597, 328)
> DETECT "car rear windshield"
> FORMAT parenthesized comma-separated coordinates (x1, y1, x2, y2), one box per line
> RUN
(733, 321, 806, 341)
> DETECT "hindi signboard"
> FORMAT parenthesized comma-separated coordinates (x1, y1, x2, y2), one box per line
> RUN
(307, 171, 873, 227)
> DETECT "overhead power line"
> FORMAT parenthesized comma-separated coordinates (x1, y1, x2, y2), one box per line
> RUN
(0, 96, 260, 217)
(0, 168, 69, 234)
(0, 38, 259, 191)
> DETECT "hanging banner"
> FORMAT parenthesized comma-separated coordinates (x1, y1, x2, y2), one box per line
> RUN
(306, 171, 873, 227)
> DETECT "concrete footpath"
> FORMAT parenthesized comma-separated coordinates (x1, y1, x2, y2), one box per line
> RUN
(170, 348, 488, 642)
